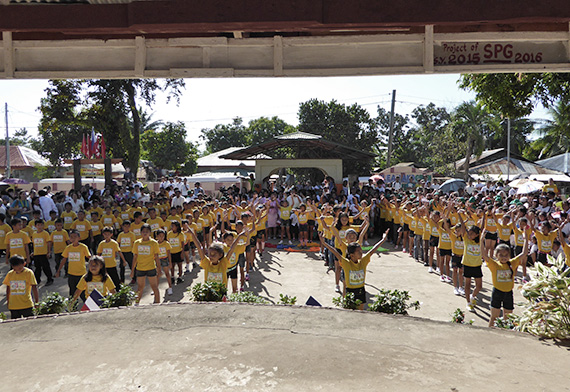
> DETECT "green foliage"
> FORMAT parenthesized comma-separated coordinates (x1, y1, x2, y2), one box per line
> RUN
(529, 99, 570, 159)
(517, 255, 570, 339)
(101, 284, 137, 308)
(460, 72, 570, 118)
(0, 312, 6, 321)
(332, 292, 363, 310)
(141, 121, 197, 173)
(34, 292, 69, 315)
(494, 314, 520, 330)
(200, 116, 296, 154)
(298, 99, 377, 174)
(37, 78, 184, 172)
(451, 308, 474, 325)
(367, 289, 420, 315)
(278, 294, 297, 305)
(190, 281, 228, 302)
(33, 166, 57, 180)
(228, 291, 269, 304)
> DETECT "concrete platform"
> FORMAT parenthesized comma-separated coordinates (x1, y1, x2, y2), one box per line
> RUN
(0, 303, 568, 392)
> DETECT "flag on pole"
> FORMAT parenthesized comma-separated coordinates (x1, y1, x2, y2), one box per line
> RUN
(90, 128, 96, 159)
(81, 134, 87, 157)
(81, 289, 104, 311)
(100, 135, 106, 159)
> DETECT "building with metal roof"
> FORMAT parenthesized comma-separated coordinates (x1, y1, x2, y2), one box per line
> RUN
(536, 152, 570, 174)
(196, 147, 268, 176)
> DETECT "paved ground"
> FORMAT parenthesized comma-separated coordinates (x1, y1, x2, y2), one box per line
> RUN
(1, 303, 568, 392)
(0, 238, 527, 326)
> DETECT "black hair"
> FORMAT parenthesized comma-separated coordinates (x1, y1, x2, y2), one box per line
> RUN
(34, 219, 44, 225)
(346, 242, 361, 258)
(335, 212, 349, 230)
(102, 226, 113, 234)
(9, 255, 25, 267)
(223, 231, 235, 240)
(154, 229, 166, 240)
(11, 218, 21, 227)
(122, 220, 131, 226)
(85, 255, 108, 282)
(170, 220, 181, 233)
(69, 229, 80, 237)
(140, 223, 152, 233)
(55, 218, 63, 224)
(468, 225, 481, 243)
(0, 213, 5, 222)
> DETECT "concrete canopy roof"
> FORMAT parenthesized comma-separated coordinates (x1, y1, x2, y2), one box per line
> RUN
(221, 132, 376, 161)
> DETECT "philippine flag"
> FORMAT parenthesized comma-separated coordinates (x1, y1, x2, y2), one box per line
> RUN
(81, 289, 104, 311)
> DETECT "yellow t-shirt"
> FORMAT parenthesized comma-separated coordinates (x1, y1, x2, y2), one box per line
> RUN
(280, 206, 292, 220)
(71, 220, 92, 241)
(158, 240, 172, 260)
(0, 223, 12, 250)
(462, 237, 482, 267)
(449, 232, 464, 256)
(51, 230, 70, 254)
(3, 267, 37, 310)
(562, 242, 570, 268)
(97, 240, 121, 268)
(120, 209, 132, 222)
(90, 220, 102, 236)
(5, 231, 31, 258)
(437, 223, 451, 250)
(200, 256, 229, 285)
(167, 231, 185, 254)
(147, 217, 166, 233)
(166, 215, 182, 228)
(131, 221, 144, 240)
(534, 230, 558, 253)
(334, 225, 361, 249)
(484, 216, 498, 233)
(32, 230, 51, 256)
(76, 274, 115, 297)
(62, 243, 91, 276)
(430, 220, 440, 238)
(101, 213, 117, 228)
(513, 226, 531, 247)
(223, 243, 239, 269)
(193, 218, 204, 233)
(133, 238, 159, 271)
(45, 220, 56, 233)
(117, 232, 136, 253)
(422, 219, 431, 241)
(61, 211, 77, 230)
(542, 184, 558, 194)
(339, 253, 372, 289)
(496, 221, 512, 242)
(486, 256, 521, 292)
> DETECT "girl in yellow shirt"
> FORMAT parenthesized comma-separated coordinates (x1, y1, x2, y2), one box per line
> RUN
(71, 255, 116, 306)
(167, 221, 186, 285)
(458, 212, 483, 312)
(294, 204, 310, 248)
(131, 224, 160, 304)
(482, 229, 529, 327)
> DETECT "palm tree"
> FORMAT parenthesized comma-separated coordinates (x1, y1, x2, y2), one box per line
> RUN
(132, 110, 164, 134)
(535, 99, 570, 158)
(450, 101, 501, 180)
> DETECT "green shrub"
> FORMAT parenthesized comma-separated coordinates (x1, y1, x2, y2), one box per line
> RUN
(228, 291, 269, 304)
(368, 289, 420, 315)
(35, 292, 68, 315)
(101, 284, 137, 308)
(332, 292, 362, 310)
(189, 281, 227, 302)
(516, 255, 570, 339)
(278, 294, 297, 305)
(0, 312, 6, 321)
(494, 314, 519, 330)
(451, 308, 474, 325)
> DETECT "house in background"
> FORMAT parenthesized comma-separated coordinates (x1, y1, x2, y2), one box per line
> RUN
(0, 145, 62, 182)
(536, 152, 570, 174)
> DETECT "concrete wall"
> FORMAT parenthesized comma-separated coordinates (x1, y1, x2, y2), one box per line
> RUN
(255, 159, 342, 184)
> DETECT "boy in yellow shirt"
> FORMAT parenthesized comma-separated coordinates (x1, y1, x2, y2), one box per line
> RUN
(61, 202, 77, 230)
(32, 219, 53, 286)
(5, 218, 31, 265)
(97, 226, 124, 289)
(117, 220, 136, 285)
(90, 211, 103, 253)
(3, 255, 39, 319)
(56, 229, 92, 298)
(50, 218, 70, 277)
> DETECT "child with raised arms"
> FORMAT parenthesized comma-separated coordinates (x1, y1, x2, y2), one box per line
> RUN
(457, 213, 483, 312)
(322, 230, 389, 310)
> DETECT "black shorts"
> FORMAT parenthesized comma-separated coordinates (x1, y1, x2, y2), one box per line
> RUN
(463, 265, 483, 278)
(159, 258, 170, 267)
(10, 307, 34, 319)
(346, 287, 366, 303)
(498, 240, 510, 246)
(451, 254, 463, 268)
(485, 232, 498, 241)
(491, 287, 514, 310)
(299, 224, 308, 232)
(439, 248, 452, 257)
(227, 264, 238, 279)
(238, 253, 246, 268)
(515, 245, 523, 255)
(171, 251, 183, 264)
(307, 220, 315, 226)
(136, 268, 157, 277)
(403, 223, 410, 232)
(197, 232, 204, 242)
(249, 236, 257, 246)
(183, 243, 190, 252)
(257, 229, 266, 237)
(281, 219, 291, 227)
(204, 227, 210, 235)
(394, 224, 401, 233)
(429, 236, 439, 247)
(537, 252, 547, 264)
(190, 242, 197, 250)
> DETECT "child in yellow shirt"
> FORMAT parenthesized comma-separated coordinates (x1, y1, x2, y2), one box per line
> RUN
(3, 255, 39, 319)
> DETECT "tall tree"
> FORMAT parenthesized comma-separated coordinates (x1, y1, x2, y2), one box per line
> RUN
(200, 117, 249, 153)
(530, 99, 570, 159)
(141, 122, 197, 173)
(450, 101, 501, 180)
(37, 79, 184, 172)
(297, 99, 378, 174)
(247, 116, 296, 145)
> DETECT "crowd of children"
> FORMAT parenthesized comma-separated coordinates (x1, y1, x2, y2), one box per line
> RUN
(2, 180, 569, 327)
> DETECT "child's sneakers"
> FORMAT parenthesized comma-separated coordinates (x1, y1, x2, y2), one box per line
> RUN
(435, 267, 441, 275)
(245, 273, 250, 281)
(466, 303, 475, 312)
(454, 287, 461, 296)
(364, 240, 370, 246)
(279, 240, 283, 244)
(185, 265, 190, 273)
(428, 266, 434, 273)
(335, 285, 341, 293)
(458, 287, 465, 295)
(176, 277, 184, 284)
(288, 240, 292, 245)
(470, 297, 477, 307)
(440, 275, 446, 282)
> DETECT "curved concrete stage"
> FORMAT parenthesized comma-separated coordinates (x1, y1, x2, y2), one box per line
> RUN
(0, 303, 568, 391)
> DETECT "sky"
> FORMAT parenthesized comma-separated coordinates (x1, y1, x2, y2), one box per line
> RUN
(0, 74, 550, 152)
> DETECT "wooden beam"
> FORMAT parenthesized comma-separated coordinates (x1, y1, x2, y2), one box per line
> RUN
(233, 31, 243, 39)
(423, 25, 434, 73)
(273, 35, 283, 76)
(2, 31, 14, 79)
(134, 36, 146, 77)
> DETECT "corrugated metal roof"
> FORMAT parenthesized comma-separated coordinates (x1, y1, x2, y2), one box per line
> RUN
(197, 147, 268, 169)
(455, 148, 504, 168)
(0, 145, 51, 168)
(536, 152, 570, 173)
(470, 157, 563, 176)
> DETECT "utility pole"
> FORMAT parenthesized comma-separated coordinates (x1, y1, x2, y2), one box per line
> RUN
(4, 103, 9, 179)
(387, 89, 396, 167)
(506, 117, 511, 182)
